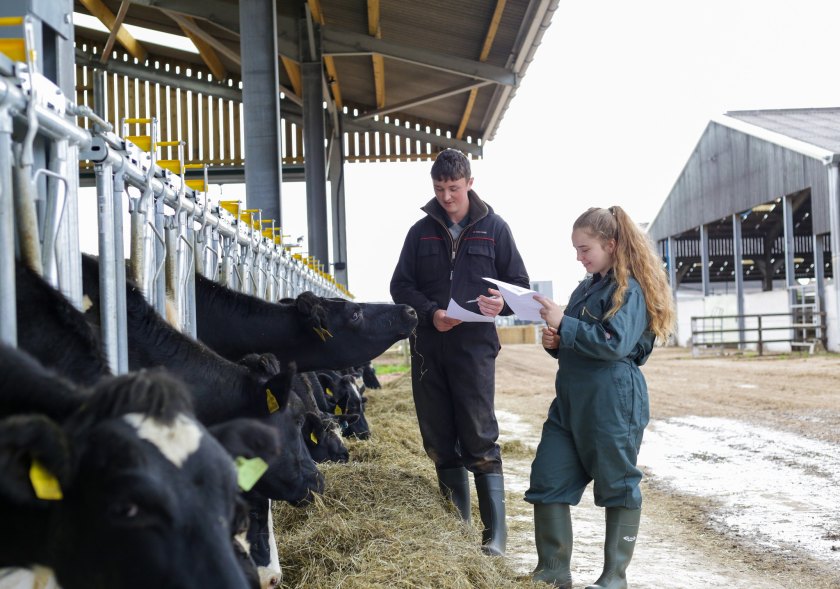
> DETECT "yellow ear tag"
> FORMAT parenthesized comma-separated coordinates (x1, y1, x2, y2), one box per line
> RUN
(235, 456, 269, 492)
(325, 387, 333, 397)
(333, 405, 343, 416)
(309, 432, 319, 445)
(29, 460, 63, 501)
(266, 388, 280, 414)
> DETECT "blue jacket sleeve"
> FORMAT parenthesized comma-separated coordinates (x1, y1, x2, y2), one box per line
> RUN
(389, 226, 440, 328)
(558, 286, 648, 361)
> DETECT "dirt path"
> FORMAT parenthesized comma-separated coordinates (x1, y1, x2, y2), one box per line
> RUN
(493, 344, 840, 589)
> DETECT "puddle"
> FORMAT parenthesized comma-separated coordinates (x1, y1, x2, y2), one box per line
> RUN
(641, 416, 840, 566)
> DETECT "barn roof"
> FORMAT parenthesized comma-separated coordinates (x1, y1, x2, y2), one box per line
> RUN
(648, 107, 840, 243)
(72, 0, 560, 160)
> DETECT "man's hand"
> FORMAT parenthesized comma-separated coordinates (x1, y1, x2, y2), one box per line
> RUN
(477, 288, 505, 318)
(541, 326, 560, 350)
(433, 309, 462, 332)
(534, 295, 564, 330)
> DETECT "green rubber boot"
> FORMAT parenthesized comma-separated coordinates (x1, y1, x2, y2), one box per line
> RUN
(531, 503, 573, 589)
(585, 507, 641, 589)
(436, 466, 471, 524)
(475, 473, 507, 556)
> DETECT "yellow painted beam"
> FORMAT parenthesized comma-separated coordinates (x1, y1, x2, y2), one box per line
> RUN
(78, 0, 147, 62)
(176, 16, 227, 80)
(456, 0, 506, 139)
(367, 0, 385, 109)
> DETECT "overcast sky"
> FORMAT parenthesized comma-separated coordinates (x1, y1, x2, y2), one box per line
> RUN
(79, 0, 840, 304)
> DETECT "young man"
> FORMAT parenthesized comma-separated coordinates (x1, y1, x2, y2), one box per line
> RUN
(390, 149, 530, 556)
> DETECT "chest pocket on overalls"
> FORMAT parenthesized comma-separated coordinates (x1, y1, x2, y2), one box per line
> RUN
(465, 243, 496, 281)
(418, 238, 445, 284)
(579, 305, 602, 324)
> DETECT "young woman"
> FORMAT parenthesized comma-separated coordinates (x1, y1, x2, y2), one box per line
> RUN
(527, 206, 675, 589)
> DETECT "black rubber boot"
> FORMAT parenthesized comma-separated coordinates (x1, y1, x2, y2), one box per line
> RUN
(531, 503, 573, 588)
(585, 507, 641, 589)
(475, 473, 507, 556)
(437, 466, 471, 523)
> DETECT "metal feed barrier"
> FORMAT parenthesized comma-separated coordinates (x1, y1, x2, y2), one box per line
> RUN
(690, 311, 826, 356)
(0, 43, 347, 375)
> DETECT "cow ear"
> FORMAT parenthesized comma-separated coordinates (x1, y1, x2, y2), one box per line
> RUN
(263, 362, 297, 414)
(208, 418, 281, 463)
(296, 292, 332, 341)
(0, 414, 72, 506)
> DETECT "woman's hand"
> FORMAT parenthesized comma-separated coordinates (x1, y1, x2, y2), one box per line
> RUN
(541, 326, 559, 350)
(477, 288, 505, 318)
(534, 295, 564, 330)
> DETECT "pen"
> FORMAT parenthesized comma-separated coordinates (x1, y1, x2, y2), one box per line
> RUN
(466, 296, 500, 304)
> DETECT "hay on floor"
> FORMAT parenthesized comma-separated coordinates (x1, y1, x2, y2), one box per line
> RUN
(272, 373, 541, 589)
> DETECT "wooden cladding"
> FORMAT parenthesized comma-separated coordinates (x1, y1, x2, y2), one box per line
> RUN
(75, 39, 461, 172)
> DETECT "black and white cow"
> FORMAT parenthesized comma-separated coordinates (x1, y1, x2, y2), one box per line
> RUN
(193, 273, 418, 372)
(0, 367, 258, 588)
(317, 370, 371, 440)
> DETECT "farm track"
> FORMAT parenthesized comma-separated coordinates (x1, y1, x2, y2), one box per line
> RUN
(493, 344, 840, 589)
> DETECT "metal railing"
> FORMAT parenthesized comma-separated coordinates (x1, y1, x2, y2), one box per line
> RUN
(1, 55, 347, 374)
(690, 311, 826, 356)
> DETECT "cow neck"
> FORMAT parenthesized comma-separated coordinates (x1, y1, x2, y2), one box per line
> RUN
(195, 274, 303, 360)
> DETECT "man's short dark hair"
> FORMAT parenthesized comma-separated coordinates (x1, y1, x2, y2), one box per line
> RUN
(431, 148, 471, 182)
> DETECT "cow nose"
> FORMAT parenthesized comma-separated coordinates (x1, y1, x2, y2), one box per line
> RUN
(404, 307, 417, 320)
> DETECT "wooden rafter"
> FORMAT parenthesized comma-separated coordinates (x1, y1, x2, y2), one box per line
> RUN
(79, 0, 147, 62)
(175, 15, 227, 80)
(307, 0, 343, 108)
(456, 0, 506, 139)
(281, 56, 302, 97)
(99, 0, 130, 64)
(367, 0, 385, 109)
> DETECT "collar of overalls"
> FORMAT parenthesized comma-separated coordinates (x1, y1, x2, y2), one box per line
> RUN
(421, 190, 490, 228)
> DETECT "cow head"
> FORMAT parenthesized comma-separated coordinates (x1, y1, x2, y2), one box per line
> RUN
(0, 370, 253, 589)
(250, 366, 325, 505)
(302, 411, 350, 463)
(318, 371, 370, 440)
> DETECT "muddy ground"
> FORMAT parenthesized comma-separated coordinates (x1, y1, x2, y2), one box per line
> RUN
(491, 344, 840, 589)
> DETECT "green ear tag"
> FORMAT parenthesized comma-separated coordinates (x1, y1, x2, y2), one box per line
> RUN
(266, 388, 280, 413)
(235, 456, 269, 492)
(29, 459, 63, 501)
(309, 432, 319, 445)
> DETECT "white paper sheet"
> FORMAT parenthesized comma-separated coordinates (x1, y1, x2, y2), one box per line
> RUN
(445, 298, 496, 322)
(481, 277, 545, 322)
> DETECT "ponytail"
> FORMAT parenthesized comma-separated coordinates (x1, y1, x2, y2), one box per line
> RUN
(573, 206, 675, 342)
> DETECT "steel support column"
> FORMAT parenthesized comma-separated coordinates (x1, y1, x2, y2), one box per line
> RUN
(782, 193, 796, 308)
(328, 124, 347, 287)
(54, 1, 82, 308)
(302, 60, 329, 266)
(239, 0, 282, 224)
(813, 233, 825, 343)
(732, 213, 745, 348)
(0, 105, 15, 345)
(827, 164, 840, 350)
(699, 224, 710, 296)
(666, 236, 678, 343)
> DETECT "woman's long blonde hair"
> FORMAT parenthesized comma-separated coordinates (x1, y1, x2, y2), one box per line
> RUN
(573, 206, 675, 342)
